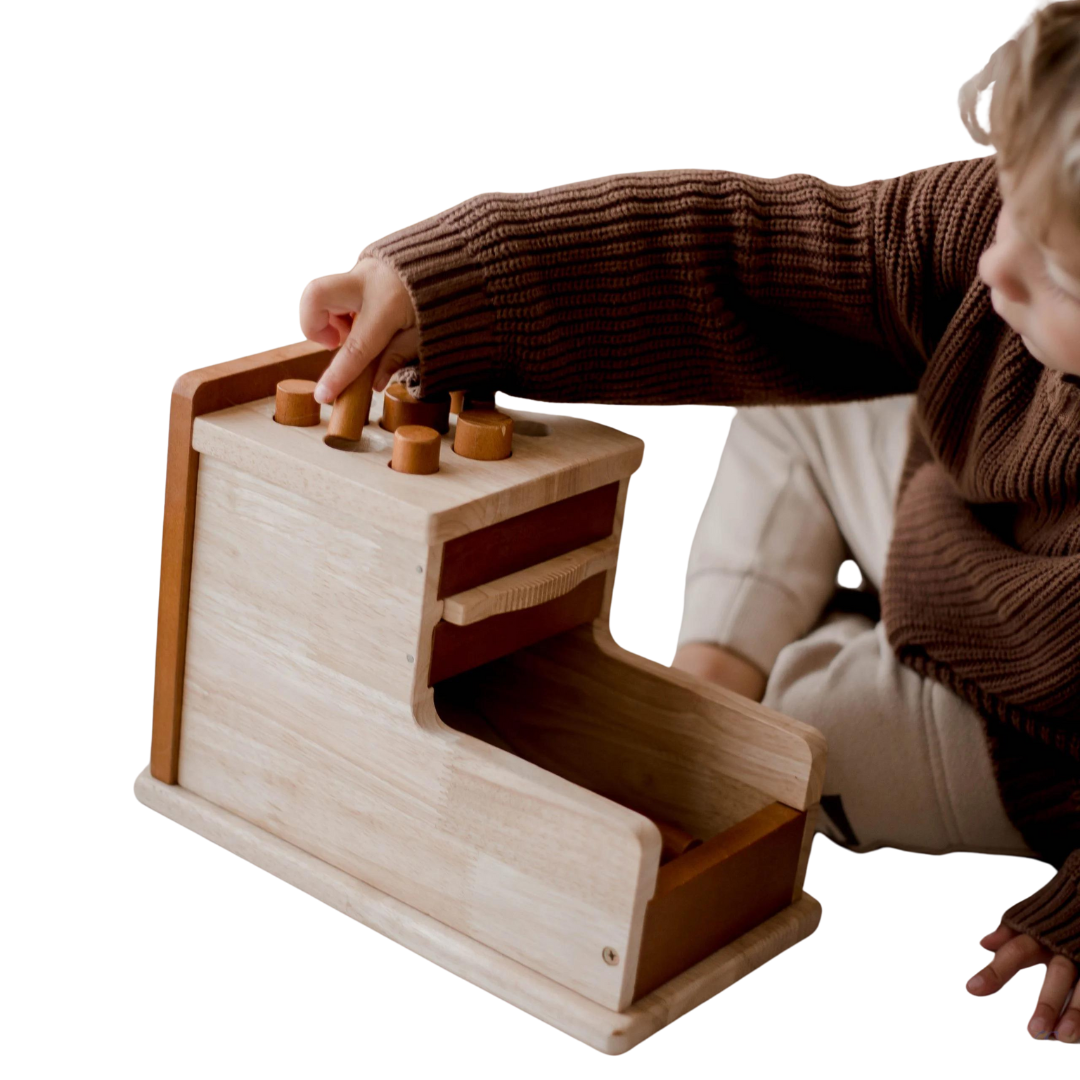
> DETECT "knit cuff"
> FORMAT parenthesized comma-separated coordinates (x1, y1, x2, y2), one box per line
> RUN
(1001, 849, 1080, 962)
(360, 208, 501, 398)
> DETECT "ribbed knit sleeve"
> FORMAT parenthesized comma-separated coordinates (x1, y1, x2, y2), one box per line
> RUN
(357, 162, 991, 406)
(1002, 849, 1080, 962)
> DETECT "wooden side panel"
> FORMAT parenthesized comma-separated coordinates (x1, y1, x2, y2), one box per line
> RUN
(438, 482, 619, 598)
(632, 804, 806, 1000)
(433, 622, 825, 841)
(176, 456, 659, 1010)
(428, 574, 607, 685)
(151, 340, 333, 784)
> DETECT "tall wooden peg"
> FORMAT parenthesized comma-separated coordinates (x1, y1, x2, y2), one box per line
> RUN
(324, 364, 375, 450)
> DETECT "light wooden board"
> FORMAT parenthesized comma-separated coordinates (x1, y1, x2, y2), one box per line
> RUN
(439, 622, 826, 831)
(178, 454, 659, 1011)
(135, 767, 822, 1055)
(191, 391, 644, 544)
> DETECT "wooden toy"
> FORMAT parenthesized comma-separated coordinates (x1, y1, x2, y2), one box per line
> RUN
(273, 378, 320, 426)
(324, 361, 374, 448)
(135, 340, 826, 1055)
(453, 407, 515, 461)
(391, 424, 441, 474)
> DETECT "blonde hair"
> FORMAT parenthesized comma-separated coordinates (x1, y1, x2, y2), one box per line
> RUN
(959, 1, 1080, 241)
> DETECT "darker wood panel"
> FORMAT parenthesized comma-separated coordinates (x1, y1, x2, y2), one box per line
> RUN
(428, 574, 606, 686)
(632, 804, 806, 1001)
(437, 482, 619, 598)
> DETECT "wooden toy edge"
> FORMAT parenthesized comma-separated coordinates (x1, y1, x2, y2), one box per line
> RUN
(134, 767, 821, 1054)
(151, 340, 333, 784)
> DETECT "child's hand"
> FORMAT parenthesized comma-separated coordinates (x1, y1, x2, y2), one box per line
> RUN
(299, 257, 419, 404)
(671, 642, 768, 702)
(967, 923, 1080, 1041)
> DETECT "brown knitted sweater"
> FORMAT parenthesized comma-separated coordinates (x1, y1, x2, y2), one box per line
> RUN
(361, 154, 1080, 961)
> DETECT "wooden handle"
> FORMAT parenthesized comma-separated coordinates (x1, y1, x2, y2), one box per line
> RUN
(441, 537, 619, 625)
(324, 364, 375, 449)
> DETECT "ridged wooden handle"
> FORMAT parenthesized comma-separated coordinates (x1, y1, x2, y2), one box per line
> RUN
(441, 536, 618, 625)
(324, 364, 375, 449)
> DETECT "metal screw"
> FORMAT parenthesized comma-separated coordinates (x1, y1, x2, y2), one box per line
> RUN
(406, 654, 414, 664)
(416, 565, 423, 574)
(602, 947, 619, 966)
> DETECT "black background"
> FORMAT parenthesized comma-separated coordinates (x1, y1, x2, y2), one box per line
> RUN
(137, 4, 1062, 1058)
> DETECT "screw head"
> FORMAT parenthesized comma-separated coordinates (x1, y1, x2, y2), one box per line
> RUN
(416, 565, 423, 574)
(602, 947, 619, 966)
(406, 654, 414, 664)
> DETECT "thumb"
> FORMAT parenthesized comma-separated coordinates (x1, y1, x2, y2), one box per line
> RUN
(371, 327, 420, 393)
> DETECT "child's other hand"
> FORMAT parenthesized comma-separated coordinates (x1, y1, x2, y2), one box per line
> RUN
(967, 923, 1080, 1041)
(299, 257, 419, 403)
(670, 642, 768, 703)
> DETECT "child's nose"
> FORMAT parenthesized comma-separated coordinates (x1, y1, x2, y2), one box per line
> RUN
(979, 243, 1029, 304)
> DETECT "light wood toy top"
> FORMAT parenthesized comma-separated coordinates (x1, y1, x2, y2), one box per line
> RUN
(138, 340, 826, 1054)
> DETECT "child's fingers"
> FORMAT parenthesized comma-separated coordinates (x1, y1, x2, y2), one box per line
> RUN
(1054, 979, 1080, 1044)
(980, 924, 1017, 951)
(313, 292, 408, 404)
(1029, 955, 1077, 1040)
(298, 272, 364, 346)
(371, 327, 420, 393)
(967, 933, 1050, 995)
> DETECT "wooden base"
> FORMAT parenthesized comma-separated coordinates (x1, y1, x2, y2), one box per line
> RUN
(134, 767, 821, 1054)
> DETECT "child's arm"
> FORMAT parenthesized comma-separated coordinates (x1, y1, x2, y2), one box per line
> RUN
(670, 641, 768, 702)
(302, 157, 999, 408)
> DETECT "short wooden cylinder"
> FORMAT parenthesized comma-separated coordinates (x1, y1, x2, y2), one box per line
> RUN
(391, 425, 441, 474)
(274, 379, 321, 426)
(450, 389, 493, 416)
(380, 383, 451, 434)
(324, 365, 374, 449)
(453, 409, 514, 461)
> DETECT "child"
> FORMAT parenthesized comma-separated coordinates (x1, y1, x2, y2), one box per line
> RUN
(300, 2, 1080, 1042)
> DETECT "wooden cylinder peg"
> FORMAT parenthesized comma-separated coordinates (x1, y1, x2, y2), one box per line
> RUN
(380, 383, 451, 434)
(274, 379, 322, 426)
(324, 364, 375, 450)
(453, 409, 514, 461)
(450, 389, 493, 415)
(390, 425, 441, 474)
